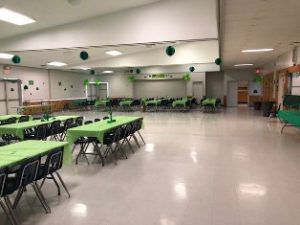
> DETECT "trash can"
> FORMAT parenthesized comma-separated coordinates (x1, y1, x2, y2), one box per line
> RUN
(253, 101, 262, 110)
(262, 101, 275, 117)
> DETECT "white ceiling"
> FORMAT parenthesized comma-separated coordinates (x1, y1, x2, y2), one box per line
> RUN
(0, 0, 161, 40)
(221, 0, 300, 69)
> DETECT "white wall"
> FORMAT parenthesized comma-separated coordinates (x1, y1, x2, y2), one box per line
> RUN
(0, 0, 218, 51)
(224, 69, 255, 94)
(49, 70, 97, 99)
(206, 72, 224, 102)
(0, 65, 50, 101)
(97, 74, 133, 98)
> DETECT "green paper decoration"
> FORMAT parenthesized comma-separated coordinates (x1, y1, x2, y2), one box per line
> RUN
(83, 79, 89, 86)
(128, 75, 135, 82)
(189, 66, 195, 72)
(95, 80, 101, 86)
(28, 80, 34, 85)
(10, 88, 14, 92)
(136, 68, 141, 74)
(166, 46, 175, 56)
(215, 58, 222, 65)
(24, 85, 29, 90)
(90, 69, 95, 75)
(80, 51, 89, 60)
(36, 87, 39, 91)
(12, 55, 21, 64)
(182, 73, 191, 81)
(253, 75, 263, 83)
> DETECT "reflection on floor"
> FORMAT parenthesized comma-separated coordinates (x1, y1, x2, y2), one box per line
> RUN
(1, 108, 300, 225)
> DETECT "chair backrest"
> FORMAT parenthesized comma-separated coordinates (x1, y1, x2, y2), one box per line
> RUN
(63, 118, 74, 130)
(4, 117, 17, 125)
(0, 169, 6, 197)
(19, 116, 30, 123)
(136, 119, 143, 130)
(74, 117, 83, 127)
(84, 120, 93, 125)
(35, 124, 48, 140)
(44, 147, 63, 176)
(49, 120, 61, 135)
(94, 118, 101, 122)
(113, 127, 122, 143)
(33, 117, 42, 121)
(14, 157, 40, 190)
(103, 116, 109, 120)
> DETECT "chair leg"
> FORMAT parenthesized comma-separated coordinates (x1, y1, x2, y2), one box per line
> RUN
(132, 134, 141, 148)
(12, 187, 24, 209)
(94, 144, 105, 167)
(54, 172, 71, 198)
(125, 138, 134, 153)
(137, 131, 146, 145)
(50, 173, 61, 196)
(4, 196, 19, 225)
(31, 183, 51, 214)
(40, 177, 47, 189)
(0, 198, 18, 225)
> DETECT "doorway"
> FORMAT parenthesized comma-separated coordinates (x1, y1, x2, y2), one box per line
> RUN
(237, 81, 249, 105)
(192, 81, 204, 104)
(0, 79, 22, 114)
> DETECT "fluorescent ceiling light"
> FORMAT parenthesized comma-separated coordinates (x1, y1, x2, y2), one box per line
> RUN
(105, 50, 122, 56)
(0, 53, 13, 59)
(74, 66, 90, 70)
(102, 70, 113, 74)
(0, 8, 35, 25)
(47, 61, 67, 67)
(234, 64, 254, 67)
(242, 48, 273, 53)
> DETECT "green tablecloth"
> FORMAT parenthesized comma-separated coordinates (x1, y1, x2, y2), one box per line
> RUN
(278, 110, 300, 128)
(0, 115, 79, 139)
(145, 100, 162, 106)
(65, 116, 142, 164)
(0, 140, 68, 169)
(172, 99, 188, 108)
(202, 98, 217, 107)
(0, 115, 22, 122)
(95, 100, 110, 107)
(119, 100, 134, 107)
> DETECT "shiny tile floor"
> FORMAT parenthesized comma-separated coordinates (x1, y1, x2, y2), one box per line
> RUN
(1, 107, 300, 225)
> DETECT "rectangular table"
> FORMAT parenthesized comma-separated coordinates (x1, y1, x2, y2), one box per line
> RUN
(0, 140, 68, 169)
(65, 116, 143, 164)
(0, 115, 80, 140)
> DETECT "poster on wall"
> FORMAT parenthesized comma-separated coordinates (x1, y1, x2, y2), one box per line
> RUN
(249, 81, 262, 96)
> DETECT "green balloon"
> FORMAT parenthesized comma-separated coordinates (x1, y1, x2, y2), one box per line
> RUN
(166, 46, 175, 56)
(136, 68, 141, 74)
(80, 51, 89, 60)
(90, 69, 95, 75)
(12, 55, 21, 64)
(215, 58, 222, 65)
(189, 66, 195, 72)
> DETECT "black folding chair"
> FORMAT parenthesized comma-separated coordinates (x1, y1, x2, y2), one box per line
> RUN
(6, 157, 51, 214)
(24, 124, 48, 140)
(18, 116, 30, 123)
(0, 168, 18, 225)
(59, 118, 74, 141)
(38, 147, 70, 198)
(47, 120, 61, 141)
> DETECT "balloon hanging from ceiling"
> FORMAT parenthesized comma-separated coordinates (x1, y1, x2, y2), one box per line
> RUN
(90, 69, 95, 75)
(189, 66, 195, 72)
(136, 68, 141, 74)
(166, 46, 175, 57)
(12, 55, 21, 64)
(215, 58, 222, 65)
(80, 51, 89, 60)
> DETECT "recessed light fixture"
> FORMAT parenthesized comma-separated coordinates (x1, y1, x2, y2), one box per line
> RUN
(234, 64, 254, 67)
(47, 61, 67, 67)
(105, 50, 122, 56)
(0, 8, 35, 25)
(0, 53, 13, 59)
(102, 70, 113, 74)
(242, 48, 273, 53)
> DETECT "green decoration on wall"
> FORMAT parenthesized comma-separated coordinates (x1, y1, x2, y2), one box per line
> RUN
(128, 75, 135, 82)
(215, 58, 222, 65)
(90, 69, 95, 75)
(136, 68, 141, 74)
(58, 82, 62, 86)
(24, 85, 29, 90)
(10, 88, 14, 92)
(12, 55, 21, 64)
(182, 73, 191, 81)
(83, 79, 89, 86)
(253, 75, 263, 83)
(80, 51, 89, 60)
(64, 88, 67, 91)
(28, 80, 34, 85)
(166, 46, 175, 56)
(189, 66, 195, 72)
(36, 87, 39, 91)
(95, 80, 101, 86)
(70, 85, 74, 88)
(152, 74, 166, 79)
